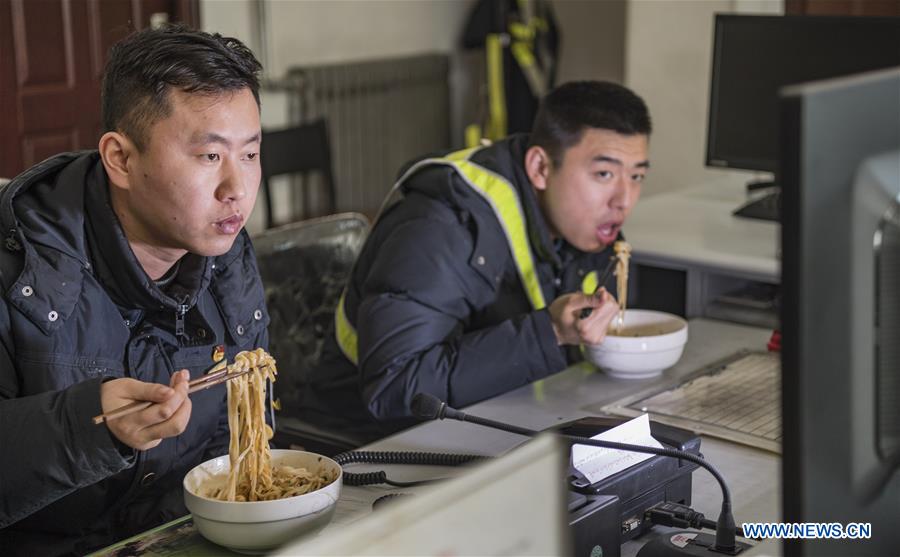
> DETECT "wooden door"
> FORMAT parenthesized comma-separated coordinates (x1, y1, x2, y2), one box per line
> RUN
(0, 0, 199, 179)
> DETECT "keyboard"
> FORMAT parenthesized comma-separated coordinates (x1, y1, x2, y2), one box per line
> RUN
(733, 190, 781, 222)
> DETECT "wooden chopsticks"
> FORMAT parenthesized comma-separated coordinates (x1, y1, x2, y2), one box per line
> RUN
(92, 360, 263, 425)
(579, 255, 619, 319)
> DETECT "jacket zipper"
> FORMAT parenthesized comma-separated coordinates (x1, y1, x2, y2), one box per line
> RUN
(174, 295, 189, 342)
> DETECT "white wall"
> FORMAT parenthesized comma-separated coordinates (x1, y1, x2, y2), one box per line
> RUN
(624, 0, 783, 197)
(265, 0, 472, 75)
(202, 0, 474, 76)
(200, 1, 258, 53)
(552, 0, 626, 84)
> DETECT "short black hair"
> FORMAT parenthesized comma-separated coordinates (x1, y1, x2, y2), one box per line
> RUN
(101, 24, 262, 150)
(529, 81, 652, 165)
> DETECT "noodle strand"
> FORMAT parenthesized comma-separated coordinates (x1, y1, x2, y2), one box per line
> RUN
(201, 348, 337, 502)
(613, 241, 631, 333)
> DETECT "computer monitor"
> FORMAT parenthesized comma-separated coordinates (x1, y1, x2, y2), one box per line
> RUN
(277, 434, 570, 556)
(780, 68, 900, 555)
(706, 14, 900, 174)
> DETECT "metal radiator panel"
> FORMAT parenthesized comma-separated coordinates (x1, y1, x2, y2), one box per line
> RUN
(284, 54, 450, 216)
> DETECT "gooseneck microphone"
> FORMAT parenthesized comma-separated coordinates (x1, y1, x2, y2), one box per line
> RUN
(410, 392, 539, 437)
(410, 393, 744, 555)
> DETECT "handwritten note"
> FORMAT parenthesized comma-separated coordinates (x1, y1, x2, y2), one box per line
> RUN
(571, 414, 663, 484)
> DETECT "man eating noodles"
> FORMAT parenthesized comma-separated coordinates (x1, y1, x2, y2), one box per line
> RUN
(0, 25, 269, 555)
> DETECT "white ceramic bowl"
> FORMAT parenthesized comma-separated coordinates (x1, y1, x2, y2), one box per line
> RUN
(183, 449, 342, 554)
(584, 309, 689, 379)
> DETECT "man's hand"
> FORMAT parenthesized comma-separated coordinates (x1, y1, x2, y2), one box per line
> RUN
(100, 370, 193, 451)
(549, 288, 620, 346)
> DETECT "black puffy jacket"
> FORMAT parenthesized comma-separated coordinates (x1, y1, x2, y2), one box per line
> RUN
(0, 153, 269, 555)
(301, 135, 620, 438)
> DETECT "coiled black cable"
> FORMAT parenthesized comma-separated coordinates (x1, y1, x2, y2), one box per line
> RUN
(372, 493, 414, 509)
(333, 450, 489, 487)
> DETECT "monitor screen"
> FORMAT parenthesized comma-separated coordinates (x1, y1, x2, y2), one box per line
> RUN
(706, 15, 900, 173)
(780, 67, 900, 555)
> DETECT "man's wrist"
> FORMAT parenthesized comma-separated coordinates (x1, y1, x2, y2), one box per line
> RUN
(100, 377, 136, 458)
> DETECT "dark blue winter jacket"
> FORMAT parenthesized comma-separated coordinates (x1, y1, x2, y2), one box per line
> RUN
(0, 152, 269, 555)
(301, 135, 619, 439)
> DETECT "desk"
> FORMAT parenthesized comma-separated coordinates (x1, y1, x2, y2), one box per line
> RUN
(95, 319, 780, 557)
(625, 181, 780, 327)
(353, 318, 780, 557)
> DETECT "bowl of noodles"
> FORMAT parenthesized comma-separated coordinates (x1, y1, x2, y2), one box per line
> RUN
(183, 449, 341, 553)
(182, 349, 341, 553)
(584, 309, 688, 379)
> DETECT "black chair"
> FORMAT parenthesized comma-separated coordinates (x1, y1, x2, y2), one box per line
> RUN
(253, 213, 370, 455)
(260, 119, 337, 229)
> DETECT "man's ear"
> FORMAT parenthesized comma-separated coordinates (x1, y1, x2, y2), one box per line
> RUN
(98, 131, 136, 191)
(524, 145, 552, 191)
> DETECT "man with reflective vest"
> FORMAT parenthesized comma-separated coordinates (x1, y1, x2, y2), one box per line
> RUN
(304, 81, 651, 440)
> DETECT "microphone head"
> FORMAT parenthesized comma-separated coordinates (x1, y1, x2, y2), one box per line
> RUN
(410, 393, 444, 419)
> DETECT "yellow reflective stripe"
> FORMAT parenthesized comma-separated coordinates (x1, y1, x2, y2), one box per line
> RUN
(464, 124, 483, 149)
(508, 0, 548, 97)
(511, 41, 536, 68)
(443, 149, 546, 311)
(581, 270, 598, 295)
(346, 146, 547, 367)
(485, 33, 506, 140)
(509, 21, 533, 41)
(452, 159, 545, 309)
(390, 147, 546, 310)
(444, 145, 480, 163)
(335, 290, 358, 365)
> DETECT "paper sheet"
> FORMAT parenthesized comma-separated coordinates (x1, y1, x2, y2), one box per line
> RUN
(571, 413, 664, 484)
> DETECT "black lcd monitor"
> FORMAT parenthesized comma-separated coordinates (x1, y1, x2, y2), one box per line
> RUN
(779, 68, 900, 556)
(707, 15, 900, 174)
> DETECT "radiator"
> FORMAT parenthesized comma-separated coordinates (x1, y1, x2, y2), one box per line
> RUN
(281, 54, 451, 217)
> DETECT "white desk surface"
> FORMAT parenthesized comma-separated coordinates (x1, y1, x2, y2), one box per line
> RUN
(326, 318, 781, 556)
(625, 180, 780, 281)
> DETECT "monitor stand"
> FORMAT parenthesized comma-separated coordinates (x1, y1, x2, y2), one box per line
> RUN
(732, 180, 780, 222)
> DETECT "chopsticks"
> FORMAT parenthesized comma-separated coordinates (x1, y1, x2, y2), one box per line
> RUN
(580, 255, 619, 319)
(92, 360, 262, 425)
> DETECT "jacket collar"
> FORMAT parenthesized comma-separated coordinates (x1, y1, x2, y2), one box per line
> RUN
(83, 161, 211, 312)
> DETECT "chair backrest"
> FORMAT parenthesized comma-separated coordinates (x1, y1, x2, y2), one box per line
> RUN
(260, 119, 337, 229)
(253, 213, 369, 452)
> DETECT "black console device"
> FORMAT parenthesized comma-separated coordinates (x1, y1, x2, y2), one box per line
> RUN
(568, 492, 622, 557)
(410, 394, 750, 556)
(555, 417, 702, 555)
